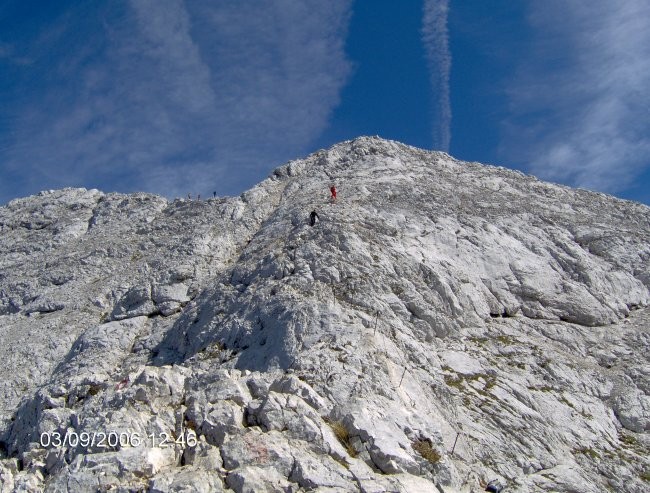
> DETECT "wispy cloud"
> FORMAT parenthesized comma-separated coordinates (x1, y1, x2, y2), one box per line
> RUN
(128, 0, 216, 114)
(0, 41, 31, 65)
(0, 1, 352, 202)
(421, 0, 451, 152)
(187, 1, 352, 171)
(503, 0, 650, 194)
(0, 42, 11, 59)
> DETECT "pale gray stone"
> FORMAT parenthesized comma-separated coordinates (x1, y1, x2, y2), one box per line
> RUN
(225, 465, 293, 493)
(148, 468, 225, 493)
(200, 400, 244, 447)
(613, 389, 650, 432)
(0, 138, 649, 492)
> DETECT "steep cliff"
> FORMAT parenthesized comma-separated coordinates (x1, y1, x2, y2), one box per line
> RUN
(0, 137, 648, 492)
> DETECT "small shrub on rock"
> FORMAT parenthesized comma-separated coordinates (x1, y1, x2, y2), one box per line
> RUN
(412, 439, 440, 464)
(326, 418, 357, 458)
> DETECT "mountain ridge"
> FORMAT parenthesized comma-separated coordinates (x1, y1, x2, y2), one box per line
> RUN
(0, 136, 649, 492)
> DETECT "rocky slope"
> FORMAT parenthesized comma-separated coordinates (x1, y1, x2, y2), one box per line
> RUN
(0, 136, 648, 492)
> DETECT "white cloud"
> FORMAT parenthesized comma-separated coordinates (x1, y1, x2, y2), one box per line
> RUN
(0, 1, 352, 202)
(0, 40, 32, 65)
(192, 1, 352, 162)
(128, 0, 216, 114)
(503, 0, 650, 194)
(0, 42, 11, 58)
(421, 0, 451, 152)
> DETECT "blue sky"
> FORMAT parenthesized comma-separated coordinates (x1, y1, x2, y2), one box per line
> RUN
(1, 1, 649, 205)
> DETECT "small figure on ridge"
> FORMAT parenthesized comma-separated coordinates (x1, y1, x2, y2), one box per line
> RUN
(485, 479, 504, 493)
(310, 210, 320, 227)
(330, 185, 337, 202)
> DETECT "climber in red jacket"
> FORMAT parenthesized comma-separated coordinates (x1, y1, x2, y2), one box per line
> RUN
(330, 185, 337, 202)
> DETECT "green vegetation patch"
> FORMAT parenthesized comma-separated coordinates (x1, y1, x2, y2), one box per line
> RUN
(325, 418, 358, 458)
(495, 334, 517, 345)
(412, 439, 441, 465)
(558, 395, 575, 408)
(467, 372, 497, 391)
(444, 374, 465, 390)
(620, 433, 638, 447)
(528, 385, 554, 393)
(573, 447, 600, 460)
(444, 370, 498, 394)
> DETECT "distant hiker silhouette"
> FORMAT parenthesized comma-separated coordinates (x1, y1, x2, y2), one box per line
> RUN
(309, 210, 320, 226)
(330, 186, 337, 202)
(213, 191, 217, 198)
(485, 480, 504, 493)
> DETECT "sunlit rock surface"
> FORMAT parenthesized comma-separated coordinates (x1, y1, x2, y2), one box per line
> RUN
(0, 137, 648, 492)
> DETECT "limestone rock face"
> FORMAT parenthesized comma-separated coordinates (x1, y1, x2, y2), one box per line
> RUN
(0, 137, 649, 492)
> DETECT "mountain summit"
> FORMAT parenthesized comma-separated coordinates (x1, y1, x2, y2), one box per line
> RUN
(1, 137, 649, 492)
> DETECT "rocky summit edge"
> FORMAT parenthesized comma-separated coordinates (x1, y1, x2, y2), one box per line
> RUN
(0, 137, 649, 492)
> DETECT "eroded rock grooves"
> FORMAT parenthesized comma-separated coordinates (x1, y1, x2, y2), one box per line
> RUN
(0, 137, 648, 492)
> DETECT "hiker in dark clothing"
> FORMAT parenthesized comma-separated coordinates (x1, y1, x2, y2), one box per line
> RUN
(309, 210, 320, 226)
(485, 480, 504, 493)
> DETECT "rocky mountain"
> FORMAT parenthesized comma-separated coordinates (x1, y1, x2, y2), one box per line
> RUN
(0, 136, 648, 492)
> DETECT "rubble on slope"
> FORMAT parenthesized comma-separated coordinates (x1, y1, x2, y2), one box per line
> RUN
(0, 137, 648, 492)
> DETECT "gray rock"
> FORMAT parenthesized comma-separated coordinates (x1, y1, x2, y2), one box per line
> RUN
(225, 465, 293, 493)
(152, 283, 190, 305)
(148, 468, 225, 493)
(0, 137, 649, 492)
(288, 454, 353, 489)
(111, 285, 156, 320)
(200, 400, 244, 447)
(613, 389, 650, 432)
(269, 375, 327, 410)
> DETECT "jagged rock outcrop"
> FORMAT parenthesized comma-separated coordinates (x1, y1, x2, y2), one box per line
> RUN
(0, 137, 648, 492)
